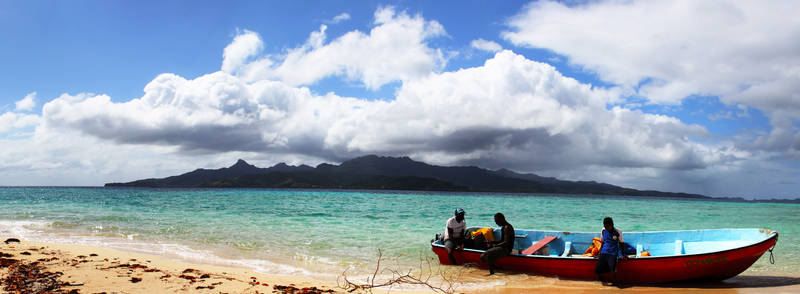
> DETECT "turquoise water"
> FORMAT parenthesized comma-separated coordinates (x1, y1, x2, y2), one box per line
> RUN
(0, 187, 797, 278)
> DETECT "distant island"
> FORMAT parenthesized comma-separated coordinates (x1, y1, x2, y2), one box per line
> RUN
(105, 155, 711, 198)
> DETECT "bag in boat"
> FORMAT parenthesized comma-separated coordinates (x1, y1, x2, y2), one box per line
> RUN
(466, 232, 488, 250)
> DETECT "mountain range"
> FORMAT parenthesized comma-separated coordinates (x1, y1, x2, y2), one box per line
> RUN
(104, 155, 709, 198)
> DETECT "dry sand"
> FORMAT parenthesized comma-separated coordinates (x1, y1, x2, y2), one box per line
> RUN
(2, 239, 799, 293)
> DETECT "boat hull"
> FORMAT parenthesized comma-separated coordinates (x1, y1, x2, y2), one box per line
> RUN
(431, 231, 777, 283)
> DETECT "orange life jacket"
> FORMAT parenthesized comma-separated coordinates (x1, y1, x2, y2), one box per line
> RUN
(581, 237, 602, 257)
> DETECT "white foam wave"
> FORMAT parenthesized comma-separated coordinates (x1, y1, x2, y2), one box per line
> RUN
(0, 220, 51, 239)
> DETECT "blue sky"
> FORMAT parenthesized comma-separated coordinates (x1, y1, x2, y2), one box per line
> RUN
(2, 1, 525, 103)
(1, 1, 798, 199)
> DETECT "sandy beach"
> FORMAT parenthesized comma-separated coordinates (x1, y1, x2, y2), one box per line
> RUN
(0, 239, 342, 294)
(2, 238, 799, 293)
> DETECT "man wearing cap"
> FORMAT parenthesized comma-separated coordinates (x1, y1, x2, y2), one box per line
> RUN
(444, 208, 466, 265)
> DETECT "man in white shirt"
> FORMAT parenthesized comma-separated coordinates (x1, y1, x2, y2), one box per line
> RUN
(444, 208, 466, 264)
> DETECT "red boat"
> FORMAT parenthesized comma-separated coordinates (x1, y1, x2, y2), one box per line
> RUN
(431, 228, 778, 283)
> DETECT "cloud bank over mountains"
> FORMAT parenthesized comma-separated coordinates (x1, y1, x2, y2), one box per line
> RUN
(1, 4, 798, 198)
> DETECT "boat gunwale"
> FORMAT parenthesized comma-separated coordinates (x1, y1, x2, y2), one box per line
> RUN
(431, 229, 778, 261)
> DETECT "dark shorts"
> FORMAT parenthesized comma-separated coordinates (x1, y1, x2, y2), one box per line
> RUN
(444, 238, 464, 250)
(481, 246, 510, 264)
(595, 253, 617, 274)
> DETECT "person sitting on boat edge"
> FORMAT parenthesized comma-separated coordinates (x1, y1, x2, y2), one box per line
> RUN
(444, 208, 467, 265)
(595, 216, 626, 284)
(480, 212, 514, 275)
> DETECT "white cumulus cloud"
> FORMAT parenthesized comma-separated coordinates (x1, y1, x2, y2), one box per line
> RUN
(221, 30, 264, 74)
(502, 0, 800, 158)
(239, 6, 448, 90)
(42, 73, 365, 157)
(325, 50, 715, 172)
(470, 39, 502, 53)
(330, 13, 351, 24)
(0, 112, 40, 134)
(15, 92, 36, 111)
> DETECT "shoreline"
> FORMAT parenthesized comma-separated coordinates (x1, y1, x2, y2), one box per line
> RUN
(2, 239, 799, 293)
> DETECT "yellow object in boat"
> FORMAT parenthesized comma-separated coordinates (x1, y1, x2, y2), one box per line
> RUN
(471, 227, 495, 242)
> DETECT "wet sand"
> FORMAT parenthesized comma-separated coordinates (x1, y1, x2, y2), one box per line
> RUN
(2, 239, 799, 293)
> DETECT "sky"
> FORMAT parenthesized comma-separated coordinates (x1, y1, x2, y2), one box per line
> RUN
(1, 1, 798, 199)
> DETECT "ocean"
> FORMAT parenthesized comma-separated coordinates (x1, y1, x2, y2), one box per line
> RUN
(1, 187, 797, 282)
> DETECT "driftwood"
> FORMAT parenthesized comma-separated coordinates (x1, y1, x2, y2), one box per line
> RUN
(337, 249, 462, 294)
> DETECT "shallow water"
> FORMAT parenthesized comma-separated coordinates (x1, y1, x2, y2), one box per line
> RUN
(0, 187, 797, 281)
